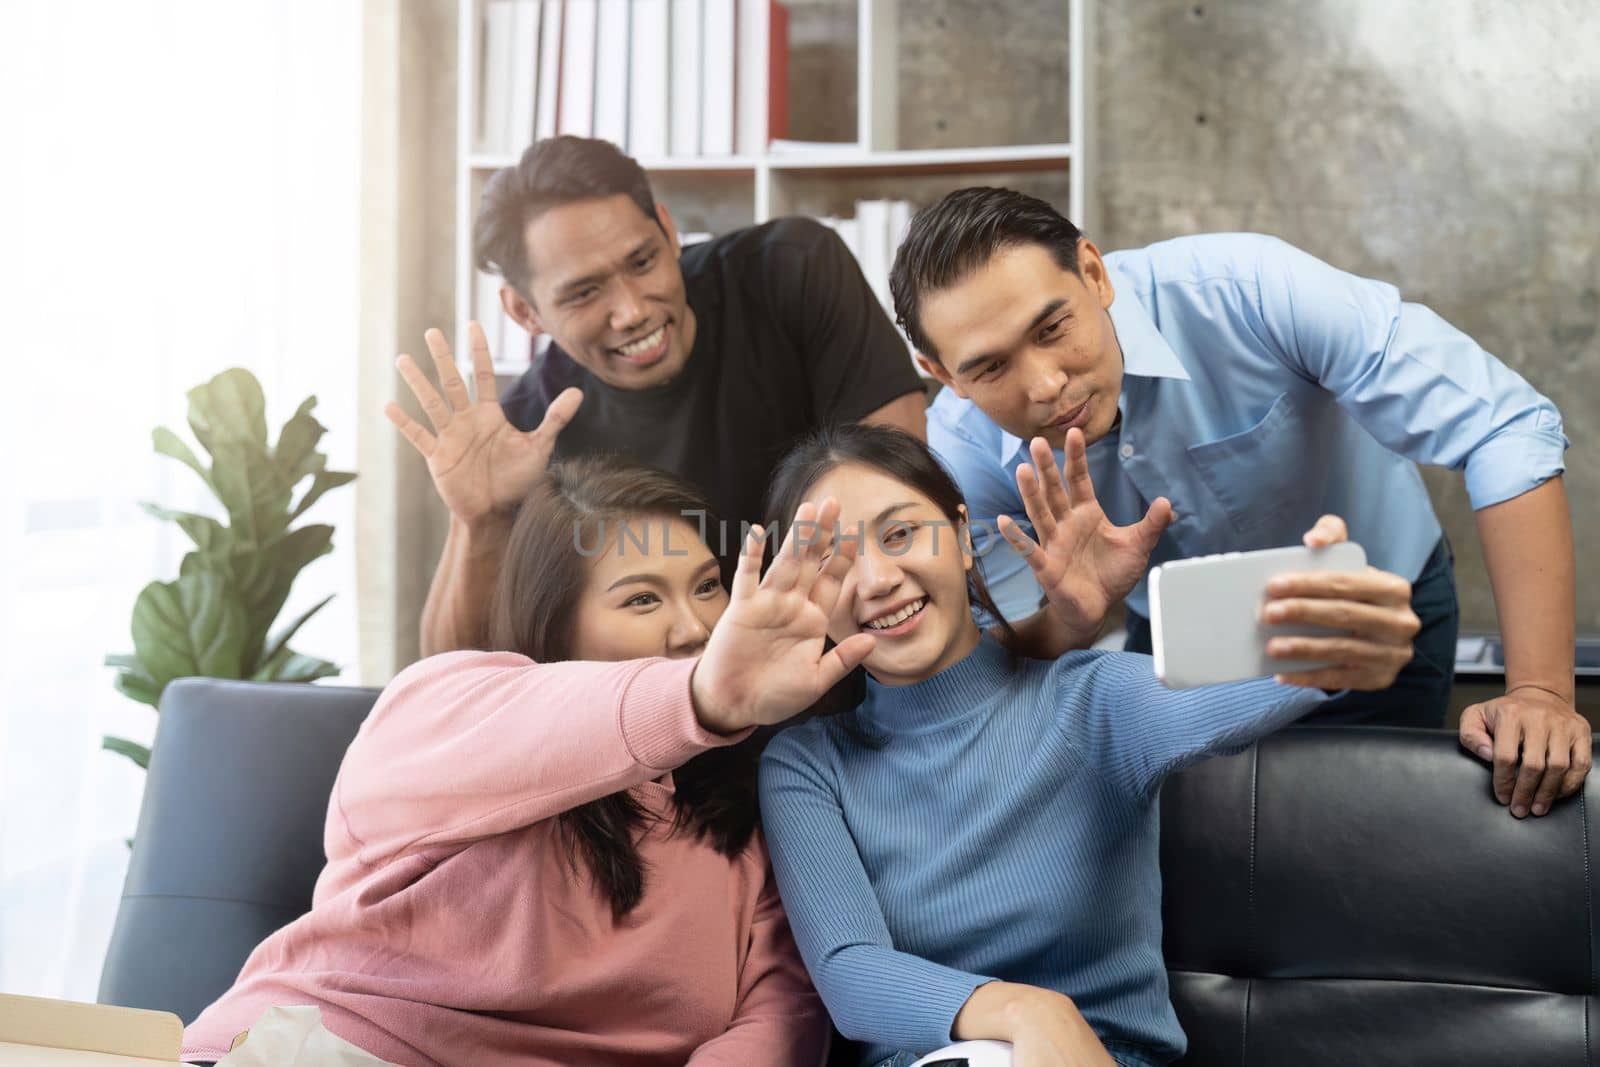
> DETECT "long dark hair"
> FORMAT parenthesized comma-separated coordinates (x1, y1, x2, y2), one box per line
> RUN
(487, 456, 757, 917)
(763, 424, 1015, 725)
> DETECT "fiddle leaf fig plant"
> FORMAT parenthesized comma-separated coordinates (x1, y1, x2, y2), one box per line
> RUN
(105, 368, 356, 771)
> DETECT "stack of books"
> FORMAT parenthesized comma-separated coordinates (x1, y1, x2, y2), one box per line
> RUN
(477, 0, 790, 160)
(475, 271, 535, 369)
(817, 199, 916, 350)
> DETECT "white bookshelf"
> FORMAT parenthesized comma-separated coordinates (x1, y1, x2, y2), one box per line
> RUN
(469, 143, 1075, 175)
(455, 0, 1095, 375)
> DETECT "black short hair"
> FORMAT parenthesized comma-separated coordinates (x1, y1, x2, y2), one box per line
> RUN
(889, 186, 1085, 364)
(473, 136, 660, 299)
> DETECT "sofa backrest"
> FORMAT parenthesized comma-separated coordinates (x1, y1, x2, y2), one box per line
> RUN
(1161, 726, 1598, 1066)
(100, 681, 1598, 1065)
(97, 677, 376, 1023)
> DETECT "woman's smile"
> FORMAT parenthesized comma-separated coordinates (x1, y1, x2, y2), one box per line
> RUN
(860, 596, 928, 636)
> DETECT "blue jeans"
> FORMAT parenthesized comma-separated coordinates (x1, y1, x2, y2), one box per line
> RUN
(1125, 537, 1458, 729)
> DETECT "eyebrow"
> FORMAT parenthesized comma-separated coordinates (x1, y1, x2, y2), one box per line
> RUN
(556, 237, 659, 297)
(871, 502, 917, 526)
(605, 574, 660, 592)
(604, 557, 719, 593)
(952, 297, 1071, 377)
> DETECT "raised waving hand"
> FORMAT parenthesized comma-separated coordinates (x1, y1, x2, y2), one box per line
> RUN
(384, 322, 582, 524)
(692, 499, 877, 733)
(998, 429, 1174, 644)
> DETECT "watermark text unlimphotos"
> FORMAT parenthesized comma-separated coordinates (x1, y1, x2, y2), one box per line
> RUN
(573, 511, 1014, 559)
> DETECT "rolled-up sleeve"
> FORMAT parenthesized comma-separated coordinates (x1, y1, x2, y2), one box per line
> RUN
(1253, 236, 1568, 510)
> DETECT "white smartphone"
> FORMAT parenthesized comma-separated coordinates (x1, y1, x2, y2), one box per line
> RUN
(912, 1040, 1014, 1067)
(1149, 542, 1368, 688)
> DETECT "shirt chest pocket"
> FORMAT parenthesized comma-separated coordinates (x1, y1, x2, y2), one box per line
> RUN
(1184, 390, 1305, 536)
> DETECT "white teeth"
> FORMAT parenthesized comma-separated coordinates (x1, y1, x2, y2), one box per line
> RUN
(617, 325, 665, 356)
(865, 598, 926, 631)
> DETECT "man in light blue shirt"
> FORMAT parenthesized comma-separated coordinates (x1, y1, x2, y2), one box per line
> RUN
(892, 186, 1587, 819)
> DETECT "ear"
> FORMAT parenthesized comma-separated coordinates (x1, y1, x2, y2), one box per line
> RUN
(655, 202, 682, 255)
(957, 504, 975, 572)
(500, 283, 543, 336)
(917, 352, 966, 398)
(1076, 238, 1116, 311)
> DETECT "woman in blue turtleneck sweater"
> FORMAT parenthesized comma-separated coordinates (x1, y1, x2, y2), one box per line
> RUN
(755, 425, 1411, 1067)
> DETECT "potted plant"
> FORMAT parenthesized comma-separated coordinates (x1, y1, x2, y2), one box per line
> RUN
(105, 368, 356, 770)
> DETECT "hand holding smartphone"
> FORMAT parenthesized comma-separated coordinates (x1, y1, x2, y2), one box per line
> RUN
(1150, 542, 1368, 688)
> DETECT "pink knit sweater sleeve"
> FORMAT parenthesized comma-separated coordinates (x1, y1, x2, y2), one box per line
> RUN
(335, 650, 748, 864)
(686, 857, 832, 1067)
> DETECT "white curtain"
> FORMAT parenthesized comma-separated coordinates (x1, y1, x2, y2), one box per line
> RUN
(0, 1, 362, 999)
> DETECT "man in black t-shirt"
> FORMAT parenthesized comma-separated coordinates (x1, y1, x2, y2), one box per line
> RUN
(499, 217, 922, 539)
(384, 137, 925, 654)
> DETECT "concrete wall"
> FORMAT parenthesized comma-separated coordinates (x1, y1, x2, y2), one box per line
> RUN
(417, 0, 1595, 646)
(1094, 0, 1599, 632)
(784, 0, 1598, 633)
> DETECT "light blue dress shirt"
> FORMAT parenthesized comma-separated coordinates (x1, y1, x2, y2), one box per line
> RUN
(928, 233, 1568, 621)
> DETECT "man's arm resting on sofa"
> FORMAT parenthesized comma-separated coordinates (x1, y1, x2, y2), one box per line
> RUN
(1458, 475, 1590, 818)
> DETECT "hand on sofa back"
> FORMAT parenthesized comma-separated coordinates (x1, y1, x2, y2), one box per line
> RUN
(1161, 726, 1597, 1066)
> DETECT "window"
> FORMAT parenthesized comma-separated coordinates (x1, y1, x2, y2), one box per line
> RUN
(0, 0, 361, 998)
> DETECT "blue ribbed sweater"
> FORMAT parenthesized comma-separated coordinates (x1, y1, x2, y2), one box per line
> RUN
(758, 636, 1327, 1067)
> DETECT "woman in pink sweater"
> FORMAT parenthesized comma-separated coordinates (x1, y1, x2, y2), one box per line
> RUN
(181, 458, 876, 1066)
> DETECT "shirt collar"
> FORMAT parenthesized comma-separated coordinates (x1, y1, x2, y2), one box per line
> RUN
(996, 282, 1191, 465)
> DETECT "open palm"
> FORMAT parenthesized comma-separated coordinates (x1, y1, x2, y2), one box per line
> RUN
(384, 322, 582, 524)
(693, 500, 877, 732)
(998, 430, 1174, 642)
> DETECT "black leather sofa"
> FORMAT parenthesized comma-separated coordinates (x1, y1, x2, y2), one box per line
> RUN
(100, 678, 1598, 1065)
